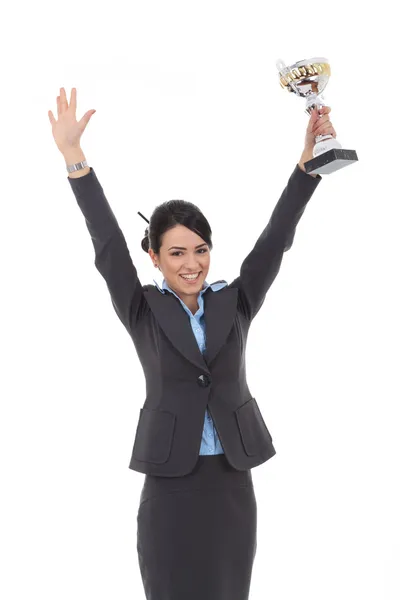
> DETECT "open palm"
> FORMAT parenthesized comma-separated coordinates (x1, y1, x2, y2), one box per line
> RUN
(48, 87, 96, 154)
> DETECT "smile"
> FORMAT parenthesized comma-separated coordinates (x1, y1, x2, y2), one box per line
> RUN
(180, 272, 201, 282)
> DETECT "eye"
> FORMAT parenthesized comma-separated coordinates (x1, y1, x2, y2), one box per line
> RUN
(171, 248, 208, 257)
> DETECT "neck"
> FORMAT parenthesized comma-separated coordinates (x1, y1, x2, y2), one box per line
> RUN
(179, 294, 199, 314)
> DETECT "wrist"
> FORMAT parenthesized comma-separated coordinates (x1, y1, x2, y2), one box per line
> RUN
(298, 156, 318, 178)
(62, 146, 90, 178)
(62, 146, 86, 165)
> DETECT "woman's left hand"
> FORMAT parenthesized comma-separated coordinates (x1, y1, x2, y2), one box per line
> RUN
(298, 106, 337, 175)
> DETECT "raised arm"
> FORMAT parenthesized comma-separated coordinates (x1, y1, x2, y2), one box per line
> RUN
(49, 88, 147, 335)
(67, 150, 147, 333)
(229, 164, 322, 321)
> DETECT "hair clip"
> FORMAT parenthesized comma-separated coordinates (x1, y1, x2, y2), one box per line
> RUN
(138, 211, 150, 224)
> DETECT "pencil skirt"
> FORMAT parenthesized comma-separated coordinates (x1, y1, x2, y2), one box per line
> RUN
(136, 454, 257, 600)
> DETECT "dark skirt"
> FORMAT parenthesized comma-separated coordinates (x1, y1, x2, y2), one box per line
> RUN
(136, 454, 257, 600)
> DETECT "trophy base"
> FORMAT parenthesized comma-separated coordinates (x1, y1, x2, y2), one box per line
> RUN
(305, 148, 358, 175)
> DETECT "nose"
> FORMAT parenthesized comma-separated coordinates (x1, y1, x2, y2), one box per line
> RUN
(185, 255, 201, 269)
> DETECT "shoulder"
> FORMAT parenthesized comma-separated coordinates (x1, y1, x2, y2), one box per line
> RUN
(212, 279, 228, 285)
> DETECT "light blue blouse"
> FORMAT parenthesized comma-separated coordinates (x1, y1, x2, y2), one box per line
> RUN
(153, 277, 227, 455)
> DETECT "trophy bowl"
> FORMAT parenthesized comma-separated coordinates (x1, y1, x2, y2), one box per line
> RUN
(277, 57, 331, 114)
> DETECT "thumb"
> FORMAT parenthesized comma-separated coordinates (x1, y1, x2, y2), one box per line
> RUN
(307, 108, 319, 131)
(311, 107, 320, 122)
(78, 109, 96, 132)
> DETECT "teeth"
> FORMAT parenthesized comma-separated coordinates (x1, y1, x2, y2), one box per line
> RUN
(181, 273, 199, 280)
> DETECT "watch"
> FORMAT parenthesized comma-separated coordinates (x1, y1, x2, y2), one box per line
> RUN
(66, 160, 88, 173)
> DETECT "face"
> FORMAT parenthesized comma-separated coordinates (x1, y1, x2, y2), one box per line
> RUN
(149, 224, 211, 302)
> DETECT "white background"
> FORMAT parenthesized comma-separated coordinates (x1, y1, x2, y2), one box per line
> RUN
(1, 1, 399, 599)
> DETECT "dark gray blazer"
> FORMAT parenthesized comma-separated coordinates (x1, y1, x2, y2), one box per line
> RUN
(68, 164, 322, 477)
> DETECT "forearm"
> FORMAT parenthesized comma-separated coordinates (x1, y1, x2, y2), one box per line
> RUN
(66, 157, 146, 332)
(63, 146, 90, 178)
(229, 163, 322, 320)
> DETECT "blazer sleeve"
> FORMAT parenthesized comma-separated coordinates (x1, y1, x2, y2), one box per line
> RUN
(228, 164, 322, 321)
(67, 166, 147, 333)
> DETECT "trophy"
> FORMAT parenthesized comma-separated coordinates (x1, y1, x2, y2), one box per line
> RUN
(276, 57, 358, 175)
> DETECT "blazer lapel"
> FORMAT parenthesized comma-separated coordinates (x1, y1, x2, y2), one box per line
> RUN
(143, 285, 238, 373)
(203, 286, 238, 366)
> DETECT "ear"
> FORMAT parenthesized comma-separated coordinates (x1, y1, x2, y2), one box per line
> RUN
(148, 248, 158, 267)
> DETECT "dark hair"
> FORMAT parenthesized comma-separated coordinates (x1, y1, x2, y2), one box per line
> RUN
(141, 200, 213, 255)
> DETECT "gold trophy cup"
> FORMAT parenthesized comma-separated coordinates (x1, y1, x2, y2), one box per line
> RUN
(277, 57, 358, 175)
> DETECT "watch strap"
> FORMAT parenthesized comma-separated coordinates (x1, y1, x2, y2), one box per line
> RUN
(66, 160, 88, 173)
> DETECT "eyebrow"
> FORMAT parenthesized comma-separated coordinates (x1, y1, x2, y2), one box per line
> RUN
(168, 243, 208, 251)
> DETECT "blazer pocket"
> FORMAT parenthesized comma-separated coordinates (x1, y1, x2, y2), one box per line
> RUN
(132, 407, 176, 464)
(235, 397, 273, 456)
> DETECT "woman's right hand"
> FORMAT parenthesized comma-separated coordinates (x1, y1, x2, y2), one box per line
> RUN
(48, 87, 96, 154)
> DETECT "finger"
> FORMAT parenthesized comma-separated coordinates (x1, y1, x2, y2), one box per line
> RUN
(312, 115, 331, 133)
(59, 87, 68, 112)
(56, 95, 60, 118)
(307, 108, 320, 130)
(312, 106, 331, 127)
(48, 110, 56, 126)
(314, 121, 333, 134)
(312, 119, 332, 135)
(78, 109, 96, 131)
(314, 124, 335, 137)
(70, 87, 77, 114)
(311, 107, 320, 121)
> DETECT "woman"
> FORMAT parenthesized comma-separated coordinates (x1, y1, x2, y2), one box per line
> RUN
(48, 87, 335, 600)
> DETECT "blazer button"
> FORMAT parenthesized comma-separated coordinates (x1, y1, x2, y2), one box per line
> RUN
(197, 374, 211, 388)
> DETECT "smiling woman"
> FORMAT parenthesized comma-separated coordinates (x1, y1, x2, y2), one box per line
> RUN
(51, 86, 322, 600)
(139, 200, 214, 314)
